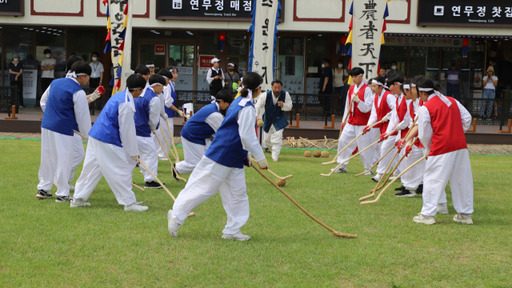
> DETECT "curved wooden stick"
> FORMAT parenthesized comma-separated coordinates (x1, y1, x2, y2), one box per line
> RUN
(165, 118, 180, 162)
(153, 131, 187, 183)
(374, 149, 409, 192)
(161, 119, 178, 160)
(252, 164, 357, 238)
(360, 155, 426, 205)
(267, 169, 293, 180)
(355, 143, 395, 177)
(131, 182, 145, 192)
(324, 119, 385, 166)
(321, 138, 381, 177)
(358, 147, 400, 201)
(139, 159, 176, 201)
(338, 98, 354, 139)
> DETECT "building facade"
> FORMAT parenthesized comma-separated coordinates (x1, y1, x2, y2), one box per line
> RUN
(1, 0, 511, 106)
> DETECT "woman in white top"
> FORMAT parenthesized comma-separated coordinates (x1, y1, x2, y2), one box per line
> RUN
(333, 59, 349, 114)
(479, 66, 498, 119)
(89, 52, 104, 90)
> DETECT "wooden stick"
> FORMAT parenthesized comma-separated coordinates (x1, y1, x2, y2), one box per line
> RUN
(139, 159, 176, 201)
(358, 148, 400, 201)
(338, 97, 354, 139)
(165, 118, 180, 162)
(267, 169, 293, 180)
(73, 130, 86, 139)
(320, 138, 381, 177)
(360, 156, 426, 205)
(251, 164, 357, 238)
(153, 131, 187, 183)
(131, 182, 145, 192)
(299, 137, 322, 149)
(355, 143, 395, 177)
(161, 119, 178, 160)
(374, 138, 418, 192)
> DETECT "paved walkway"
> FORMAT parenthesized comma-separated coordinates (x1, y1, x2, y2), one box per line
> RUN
(2, 132, 511, 155)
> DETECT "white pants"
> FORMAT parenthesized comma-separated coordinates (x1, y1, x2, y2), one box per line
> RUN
(263, 126, 284, 161)
(420, 149, 473, 216)
(376, 137, 398, 175)
(73, 137, 138, 206)
(172, 156, 249, 235)
(137, 135, 158, 182)
(175, 137, 210, 175)
(398, 145, 425, 191)
(156, 116, 173, 159)
(336, 124, 376, 170)
(37, 128, 82, 197)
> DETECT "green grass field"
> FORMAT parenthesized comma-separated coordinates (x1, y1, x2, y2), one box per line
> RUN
(1, 139, 511, 287)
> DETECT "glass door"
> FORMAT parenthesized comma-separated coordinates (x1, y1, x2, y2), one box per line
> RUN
(168, 44, 195, 90)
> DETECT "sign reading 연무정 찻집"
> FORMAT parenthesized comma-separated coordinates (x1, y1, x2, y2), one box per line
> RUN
(0, 0, 24, 16)
(156, 0, 254, 20)
(418, 0, 512, 27)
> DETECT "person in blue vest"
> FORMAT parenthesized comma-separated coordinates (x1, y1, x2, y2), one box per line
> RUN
(71, 74, 148, 212)
(255, 79, 292, 162)
(36, 61, 92, 202)
(134, 74, 164, 189)
(175, 89, 233, 176)
(168, 72, 268, 241)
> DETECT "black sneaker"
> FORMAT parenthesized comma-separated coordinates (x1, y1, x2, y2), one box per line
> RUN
(36, 190, 53, 199)
(394, 185, 405, 191)
(172, 164, 179, 181)
(416, 184, 423, 195)
(264, 148, 271, 154)
(55, 195, 73, 202)
(395, 188, 416, 197)
(145, 181, 163, 189)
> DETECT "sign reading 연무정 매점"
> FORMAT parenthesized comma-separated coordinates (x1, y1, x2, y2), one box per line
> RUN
(0, 0, 24, 16)
(156, 0, 253, 20)
(418, 0, 512, 27)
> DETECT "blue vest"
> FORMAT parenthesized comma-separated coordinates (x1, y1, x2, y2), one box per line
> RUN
(263, 90, 289, 133)
(205, 96, 253, 168)
(134, 88, 158, 137)
(89, 91, 130, 147)
(41, 78, 83, 136)
(180, 103, 219, 145)
(165, 83, 176, 118)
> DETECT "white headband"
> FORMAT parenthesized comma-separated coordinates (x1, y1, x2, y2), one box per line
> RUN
(66, 71, 88, 78)
(246, 84, 262, 98)
(411, 84, 416, 88)
(403, 84, 410, 89)
(150, 82, 162, 87)
(210, 95, 217, 103)
(146, 64, 155, 68)
(161, 75, 169, 80)
(418, 87, 434, 92)
(371, 79, 384, 86)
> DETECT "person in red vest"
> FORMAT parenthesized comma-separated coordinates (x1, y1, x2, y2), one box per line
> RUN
(363, 75, 397, 179)
(413, 77, 473, 225)
(334, 67, 375, 173)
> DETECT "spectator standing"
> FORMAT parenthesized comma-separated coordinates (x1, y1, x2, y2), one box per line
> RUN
(89, 52, 104, 90)
(333, 59, 349, 114)
(8, 54, 24, 108)
(225, 63, 241, 94)
(206, 58, 225, 97)
(386, 61, 404, 80)
(40, 49, 56, 107)
(445, 60, 461, 101)
(319, 58, 333, 114)
(480, 66, 498, 120)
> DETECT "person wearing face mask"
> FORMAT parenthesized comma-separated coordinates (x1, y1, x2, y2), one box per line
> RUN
(334, 59, 349, 114)
(225, 63, 241, 94)
(319, 58, 334, 114)
(89, 52, 104, 92)
(39, 49, 56, 107)
(8, 54, 24, 108)
(386, 61, 404, 80)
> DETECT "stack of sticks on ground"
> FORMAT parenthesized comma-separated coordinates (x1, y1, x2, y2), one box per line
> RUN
(284, 136, 338, 150)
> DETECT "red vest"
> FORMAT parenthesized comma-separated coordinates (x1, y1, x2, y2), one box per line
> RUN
(423, 96, 467, 156)
(374, 90, 392, 134)
(347, 84, 371, 126)
(408, 99, 423, 148)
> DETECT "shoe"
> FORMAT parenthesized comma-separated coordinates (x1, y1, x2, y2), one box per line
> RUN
(124, 203, 149, 212)
(437, 203, 448, 214)
(264, 148, 271, 154)
(36, 189, 52, 199)
(167, 210, 181, 237)
(145, 181, 163, 189)
(364, 170, 374, 176)
(272, 157, 278, 162)
(413, 213, 435, 225)
(453, 213, 473, 224)
(331, 167, 347, 173)
(372, 173, 382, 182)
(395, 188, 416, 197)
(416, 184, 423, 195)
(55, 195, 73, 202)
(70, 198, 91, 207)
(172, 164, 179, 181)
(394, 185, 405, 191)
(221, 231, 251, 241)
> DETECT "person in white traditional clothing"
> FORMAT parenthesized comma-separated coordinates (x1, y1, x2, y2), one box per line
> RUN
(134, 74, 164, 189)
(334, 67, 376, 173)
(36, 61, 92, 202)
(71, 74, 148, 212)
(255, 79, 292, 162)
(175, 89, 233, 176)
(168, 72, 268, 241)
(412, 77, 473, 225)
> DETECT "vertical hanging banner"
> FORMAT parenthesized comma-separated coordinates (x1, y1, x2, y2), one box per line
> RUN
(248, 0, 282, 92)
(103, 0, 133, 94)
(346, 0, 388, 81)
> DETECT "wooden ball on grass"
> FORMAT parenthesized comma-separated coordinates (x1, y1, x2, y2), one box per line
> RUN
(313, 150, 321, 158)
(304, 150, 312, 158)
(276, 178, 287, 187)
(257, 119, 264, 127)
(321, 151, 330, 158)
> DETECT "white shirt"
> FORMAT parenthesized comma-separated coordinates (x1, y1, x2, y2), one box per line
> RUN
(237, 97, 265, 162)
(118, 93, 139, 157)
(41, 58, 56, 79)
(341, 81, 373, 122)
(367, 89, 396, 126)
(255, 91, 293, 120)
(147, 87, 162, 131)
(204, 102, 224, 133)
(483, 75, 498, 90)
(206, 67, 225, 87)
(89, 61, 104, 79)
